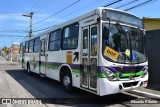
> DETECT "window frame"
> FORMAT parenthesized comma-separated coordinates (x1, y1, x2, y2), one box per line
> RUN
(91, 26, 98, 56)
(48, 29, 62, 51)
(83, 29, 89, 50)
(61, 22, 79, 50)
(29, 39, 34, 53)
(33, 37, 40, 53)
(25, 41, 29, 53)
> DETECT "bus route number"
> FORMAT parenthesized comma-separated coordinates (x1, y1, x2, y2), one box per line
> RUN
(104, 46, 119, 61)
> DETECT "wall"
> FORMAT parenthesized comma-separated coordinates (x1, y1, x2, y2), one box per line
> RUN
(146, 29, 160, 84)
(143, 19, 160, 31)
(12, 44, 20, 61)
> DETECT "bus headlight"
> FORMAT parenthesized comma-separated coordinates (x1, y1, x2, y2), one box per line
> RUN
(141, 66, 148, 78)
(102, 68, 118, 81)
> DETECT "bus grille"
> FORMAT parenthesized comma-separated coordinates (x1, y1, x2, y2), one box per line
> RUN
(119, 75, 140, 79)
(122, 81, 138, 88)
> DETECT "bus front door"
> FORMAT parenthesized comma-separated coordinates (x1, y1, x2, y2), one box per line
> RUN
(82, 25, 98, 91)
(40, 39, 47, 76)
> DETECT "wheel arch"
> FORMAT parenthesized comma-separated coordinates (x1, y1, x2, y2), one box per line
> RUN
(59, 64, 72, 82)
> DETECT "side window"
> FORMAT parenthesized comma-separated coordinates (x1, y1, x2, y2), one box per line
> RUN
(49, 29, 61, 51)
(83, 29, 88, 56)
(33, 37, 40, 52)
(91, 26, 97, 56)
(83, 29, 88, 49)
(62, 23, 79, 50)
(25, 42, 29, 53)
(29, 40, 34, 53)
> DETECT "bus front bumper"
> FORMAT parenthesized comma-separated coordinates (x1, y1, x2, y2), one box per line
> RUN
(98, 74, 148, 96)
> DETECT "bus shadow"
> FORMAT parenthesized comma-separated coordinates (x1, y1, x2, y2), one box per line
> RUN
(5, 69, 137, 106)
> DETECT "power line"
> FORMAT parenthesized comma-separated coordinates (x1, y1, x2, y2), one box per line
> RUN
(0, 29, 27, 33)
(124, 0, 157, 11)
(5, 0, 116, 33)
(33, 0, 49, 12)
(34, 0, 53, 13)
(115, 0, 139, 9)
(25, 0, 47, 14)
(33, 0, 121, 33)
(104, 0, 122, 7)
(0, 0, 102, 34)
(33, 0, 81, 25)
(28, 0, 41, 11)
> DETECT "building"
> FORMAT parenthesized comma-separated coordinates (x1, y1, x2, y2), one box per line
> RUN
(142, 18, 160, 31)
(11, 43, 20, 61)
(142, 18, 160, 85)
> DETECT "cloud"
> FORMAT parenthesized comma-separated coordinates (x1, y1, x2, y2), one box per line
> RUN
(0, 15, 8, 21)
(0, 12, 65, 30)
(0, 13, 28, 21)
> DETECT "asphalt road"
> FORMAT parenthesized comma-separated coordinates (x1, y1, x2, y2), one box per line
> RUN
(0, 57, 159, 107)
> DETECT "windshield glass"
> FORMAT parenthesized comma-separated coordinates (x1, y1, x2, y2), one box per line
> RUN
(102, 23, 147, 64)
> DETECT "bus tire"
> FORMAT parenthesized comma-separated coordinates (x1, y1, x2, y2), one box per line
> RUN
(27, 63, 32, 75)
(61, 69, 73, 92)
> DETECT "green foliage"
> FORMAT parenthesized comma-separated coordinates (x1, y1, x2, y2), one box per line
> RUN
(1, 46, 11, 55)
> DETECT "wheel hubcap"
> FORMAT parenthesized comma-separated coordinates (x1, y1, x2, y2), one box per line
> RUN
(63, 76, 70, 86)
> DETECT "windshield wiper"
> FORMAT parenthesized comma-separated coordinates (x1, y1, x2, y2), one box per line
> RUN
(115, 22, 133, 63)
(115, 22, 126, 34)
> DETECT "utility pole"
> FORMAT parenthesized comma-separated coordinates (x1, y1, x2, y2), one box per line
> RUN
(22, 12, 34, 37)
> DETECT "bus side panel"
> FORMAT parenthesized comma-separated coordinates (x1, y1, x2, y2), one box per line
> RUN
(45, 49, 81, 88)
(31, 52, 40, 74)
(45, 51, 61, 81)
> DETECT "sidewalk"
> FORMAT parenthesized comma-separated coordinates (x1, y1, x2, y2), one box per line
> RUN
(129, 84, 160, 99)
(1, 56, 20, 65)
(7, 60, 20, 64)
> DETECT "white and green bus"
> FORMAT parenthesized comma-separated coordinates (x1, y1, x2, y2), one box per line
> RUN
(19, 7, 148, 96)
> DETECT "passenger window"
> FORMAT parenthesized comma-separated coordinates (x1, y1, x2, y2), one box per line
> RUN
(29, 40, 34, 53)
(33, 37, 40, 52)
(91, 26, 97, 56)
(49, 29, 61, 51)
(62, 23, 79, 50)
(83, 29, 88, 56)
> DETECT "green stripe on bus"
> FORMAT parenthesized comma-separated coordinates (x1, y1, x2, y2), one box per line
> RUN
(98, 73, 107, 78)
(33, 63, 81, 73)
(72, 69, 81, 73)
(119, 71, 144, 77)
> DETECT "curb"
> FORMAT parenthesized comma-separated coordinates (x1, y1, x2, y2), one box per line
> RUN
(128, 90, 160, 100)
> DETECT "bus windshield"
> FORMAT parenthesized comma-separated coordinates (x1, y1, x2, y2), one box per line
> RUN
(102, 23, 147, 64)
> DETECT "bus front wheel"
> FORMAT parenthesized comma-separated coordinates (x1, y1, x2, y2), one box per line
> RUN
(61, 70, 73, 92)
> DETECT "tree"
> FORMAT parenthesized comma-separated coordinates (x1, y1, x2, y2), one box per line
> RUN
(2, 46, 11, 55)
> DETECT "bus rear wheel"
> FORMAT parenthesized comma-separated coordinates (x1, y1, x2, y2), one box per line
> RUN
(61, 70, 73, 92)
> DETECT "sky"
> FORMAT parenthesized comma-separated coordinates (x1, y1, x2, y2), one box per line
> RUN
(0, 0, 160, 48)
